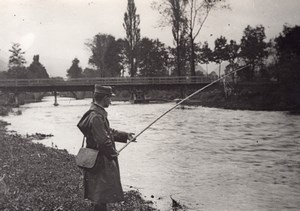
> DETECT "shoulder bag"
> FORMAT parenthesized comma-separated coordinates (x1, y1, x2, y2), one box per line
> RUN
(75, 136, 99, 169)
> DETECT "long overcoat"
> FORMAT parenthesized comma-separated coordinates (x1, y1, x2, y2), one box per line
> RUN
(77, 103, 128, 204)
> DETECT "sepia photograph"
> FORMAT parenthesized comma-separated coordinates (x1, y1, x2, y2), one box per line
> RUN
(0, 0, 300, 210)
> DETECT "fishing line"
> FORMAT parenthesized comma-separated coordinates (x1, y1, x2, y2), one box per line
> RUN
(118, 65, 249, 154)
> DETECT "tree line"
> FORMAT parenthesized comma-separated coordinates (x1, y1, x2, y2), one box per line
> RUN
(0, 43, 49, 79)
(0, 0, 299, 91)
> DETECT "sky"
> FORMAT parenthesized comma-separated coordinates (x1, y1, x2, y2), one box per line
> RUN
(0, 0, 300, 77)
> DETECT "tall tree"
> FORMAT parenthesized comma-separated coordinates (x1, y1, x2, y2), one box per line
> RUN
(184, 0, 228, 77)
(170, 0, 188, 77)
(138, 37, 169, 77)
(153, 0, 189, 76)
(153, 0, 228, 77)
(212, 35, 228, 78)
(27, 55, 49, 78)
(86, 34, 123, 77)
(67, 58, 83, 79)
(226, 40, 240, 70)
(123, 0, 141, 77)
(224, 39, 240, 81)
(7, 43, 27, 78)
(82, 67, 98, 78)
(117, 39, 129, 77)
(8, 43, 26, 68)
(103, 38, 124, 77)
(198, 41, 212, 75)
(239, 25, 268, 81)
(261, 39, 279, 80)
(275, 24, 300, 88)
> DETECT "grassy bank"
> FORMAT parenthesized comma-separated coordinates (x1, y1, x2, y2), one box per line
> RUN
(0, 105, 11, 116)
(0, 120, 157, 211)
(0, 92, 45, 106)
(184, 83, 300, 111)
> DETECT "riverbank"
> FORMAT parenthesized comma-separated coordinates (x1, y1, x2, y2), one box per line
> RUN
(0, 92, 45, 107)
(183, 83, 300, 112)
(0, 120, 157, 211)
(110, 84, 299, 112)
(0, 105, 11, 116)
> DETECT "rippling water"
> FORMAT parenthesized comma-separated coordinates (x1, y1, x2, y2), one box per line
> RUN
(1, 96, 300, 210)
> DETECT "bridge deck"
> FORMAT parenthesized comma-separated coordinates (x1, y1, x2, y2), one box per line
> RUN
(0, 76, 218, 92)
(0, 76, 214, 87)
(0, 76, 278, 95)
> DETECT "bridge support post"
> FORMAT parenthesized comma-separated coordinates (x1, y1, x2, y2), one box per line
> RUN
(130, 90, 148, 104)
(71, 91, 78, 100)
(180, 86, 187, 99)
(54, 91, 59, 106)
(14, 93, 19, 107)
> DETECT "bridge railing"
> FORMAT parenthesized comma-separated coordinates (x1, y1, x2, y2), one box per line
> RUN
(0, 78, 66, 87)
(0, 76, 215, 87)
(69, 76, 217, 85)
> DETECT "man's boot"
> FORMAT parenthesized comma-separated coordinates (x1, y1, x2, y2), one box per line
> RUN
(92, 203, 107, 211)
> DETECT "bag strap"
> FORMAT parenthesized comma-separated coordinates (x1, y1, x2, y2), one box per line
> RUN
(81, 136, 86, 148)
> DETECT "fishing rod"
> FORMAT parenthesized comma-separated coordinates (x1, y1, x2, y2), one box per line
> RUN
(118, 65, 249, 154)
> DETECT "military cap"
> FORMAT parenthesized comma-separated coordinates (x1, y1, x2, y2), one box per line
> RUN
(94, 85, 115, 96)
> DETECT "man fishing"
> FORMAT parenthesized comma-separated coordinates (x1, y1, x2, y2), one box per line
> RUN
(76, 65, 247, 211)
(77, 85, 134, 211)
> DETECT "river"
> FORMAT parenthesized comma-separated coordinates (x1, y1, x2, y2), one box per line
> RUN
(1, 96, 300, 211)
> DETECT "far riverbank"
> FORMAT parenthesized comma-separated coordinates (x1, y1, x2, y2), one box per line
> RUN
(179, 83, 300, 112)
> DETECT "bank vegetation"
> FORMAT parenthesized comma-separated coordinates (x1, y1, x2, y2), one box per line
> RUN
(0, 120, 157, 211)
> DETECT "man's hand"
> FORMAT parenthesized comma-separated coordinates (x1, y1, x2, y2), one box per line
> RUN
(128, 133, 136, 142)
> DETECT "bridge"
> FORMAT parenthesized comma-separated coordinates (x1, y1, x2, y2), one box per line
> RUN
(0, 76, 216, 105)
(0, 76, 215, 92)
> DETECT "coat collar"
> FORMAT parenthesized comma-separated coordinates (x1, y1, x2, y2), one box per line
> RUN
(90, 102, 108, 118)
